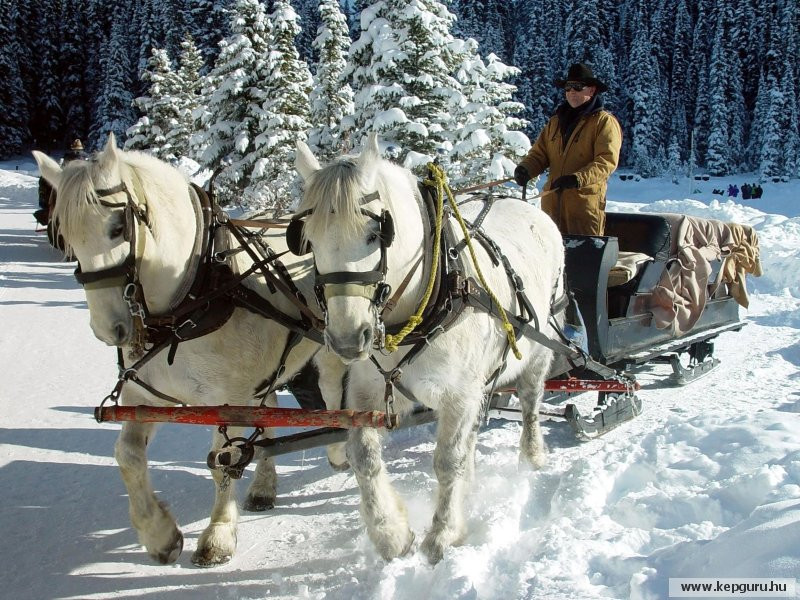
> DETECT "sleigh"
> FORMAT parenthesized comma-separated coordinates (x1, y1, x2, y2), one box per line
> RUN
(486, 207, 760, 436)
(561, 211, 758, 377)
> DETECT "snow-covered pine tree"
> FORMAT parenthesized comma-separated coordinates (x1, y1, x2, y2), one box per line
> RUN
(132, 0, 161, 97)
(564, 0, 619, 113)
(294, 0, 323, 64)
(750, 0, 791, 180)
(450, 39, 530, 186)
(188, 0, 231, 71)
(511, 0, 562, 139)
(346, 0, 461, 170)
(564, 0, 601, 67)
(732, 0, 759, 127)
(755, 77, 783, 180)
(666, 0, 693, 164)
(308, 0, 354, 161)
(91, 9, 137, 147)
(780, 0, 800, 177)
(668, 99, 689, 177)
(0, 0, 30, 157)
(624, 5, 663, 176)
(85, 0, 116, 148)
(705, 7, 735, 175)
(25, 0, 62, 150)
(689, 0, 718, 168)
(125, 48, 181, 156)
(749, 69, 774, 179)
(156, 0, 190, 61)
(193, 0, 272, 206)
(164, 34, 205, 161)
(649, 0, 677, 92)
(58, 0, 91, 146)
(248, 0, 313, 210)
(346, 0, 371, 40)
(451, 0, 514, 63)
(781, 58, 799, 178)
(341, 0, 390, 143)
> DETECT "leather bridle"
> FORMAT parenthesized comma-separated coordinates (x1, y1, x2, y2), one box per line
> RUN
(71, 181, 156, 331)
(288, 191, 395, 327)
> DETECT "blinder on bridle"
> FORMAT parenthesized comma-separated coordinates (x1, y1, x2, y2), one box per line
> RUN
(286, 190, 395, 320)
(286, 191, 394, 256)
(72, 181, 151, 291)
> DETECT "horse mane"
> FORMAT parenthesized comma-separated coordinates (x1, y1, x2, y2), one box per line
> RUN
(298, 155, 413, 242)
(52, 149, 188, 253)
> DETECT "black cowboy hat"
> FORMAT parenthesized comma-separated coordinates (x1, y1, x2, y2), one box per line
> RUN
(554, 63, 608, 93)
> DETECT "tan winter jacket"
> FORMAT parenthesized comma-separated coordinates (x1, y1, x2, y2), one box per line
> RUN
(520, 103, 622, 235)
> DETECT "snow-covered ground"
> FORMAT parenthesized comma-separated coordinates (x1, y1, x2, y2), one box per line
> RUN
(1, 157, 799, 600)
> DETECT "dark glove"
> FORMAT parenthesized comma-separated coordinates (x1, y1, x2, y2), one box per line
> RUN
(551, 174, 579, 190)
(514, 165, 530, 186)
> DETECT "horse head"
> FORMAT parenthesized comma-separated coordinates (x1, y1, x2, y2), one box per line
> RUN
(33, 133, 198, 347)
(295, 134, 424, 362)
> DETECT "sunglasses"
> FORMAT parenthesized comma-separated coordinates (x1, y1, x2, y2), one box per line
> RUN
(564, 82, 588, 92)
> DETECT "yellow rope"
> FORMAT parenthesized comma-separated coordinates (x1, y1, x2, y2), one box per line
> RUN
(385, 163, 522, 360)
(383, 165, 445, 352)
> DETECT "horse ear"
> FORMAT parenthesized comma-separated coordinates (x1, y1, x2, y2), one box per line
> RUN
(104, 132, 120, 155)
(97, 132, 121, 170)
(32, 151, 63, 190)
(295, 141, 321, 181)
(359, 133, 380, 168)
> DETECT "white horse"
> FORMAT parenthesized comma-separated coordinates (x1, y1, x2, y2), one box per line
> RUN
(33, 134, 345, 567)
(294, 134, 566, 563)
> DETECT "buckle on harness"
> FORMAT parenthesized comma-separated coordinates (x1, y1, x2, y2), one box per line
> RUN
(373, 282, 392, 308)
(448, 271, 463, 293)
(123, 283, 146, 321)
(173, 318, 197, 341)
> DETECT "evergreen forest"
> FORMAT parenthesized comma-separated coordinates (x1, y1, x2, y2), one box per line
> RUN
(1, 0, 798, 208)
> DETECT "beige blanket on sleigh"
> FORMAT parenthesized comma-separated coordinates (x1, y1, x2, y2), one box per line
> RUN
(648, 214, 762, 336)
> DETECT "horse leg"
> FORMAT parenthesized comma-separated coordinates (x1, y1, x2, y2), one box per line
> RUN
(347, 426, 414, 560)
(315, 350, 349, 470)
(421, 391, 483, 564)
(243, 434, 278, 512)
(192, 427, 242, 567)
(516, 353, 553, 469)
(114, 421, 184, 564)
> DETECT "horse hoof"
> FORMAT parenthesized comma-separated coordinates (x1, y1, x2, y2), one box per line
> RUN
(243, 494, 275, 512)
(376, 529, 415, 561)
(420, 536, 444, 565)
(155, 530, 184, 564)
(518, 452, 546, 471)
(421, 527, 462, 565)
(191, 547, 233, 568)
(328, 459, 350, 472)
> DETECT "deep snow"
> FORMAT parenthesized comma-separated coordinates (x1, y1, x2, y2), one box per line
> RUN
(1, 158, 799, 600)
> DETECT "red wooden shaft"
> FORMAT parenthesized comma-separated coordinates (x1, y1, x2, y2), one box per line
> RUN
(543, 378, 641, 392)
(95, 405, 397, 429)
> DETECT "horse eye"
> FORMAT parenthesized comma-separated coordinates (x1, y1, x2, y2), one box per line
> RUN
(110, 222, 125, 239)
(366, 232, 378, 245)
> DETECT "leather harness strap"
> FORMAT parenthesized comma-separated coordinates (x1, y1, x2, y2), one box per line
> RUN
(99, 183, 325, 410)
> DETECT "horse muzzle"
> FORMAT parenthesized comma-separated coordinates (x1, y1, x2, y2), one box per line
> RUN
(90, 313, 134, 347)
(324, 324, 374, 363)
